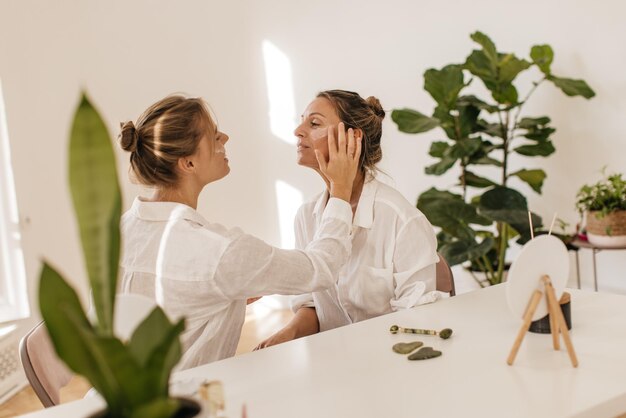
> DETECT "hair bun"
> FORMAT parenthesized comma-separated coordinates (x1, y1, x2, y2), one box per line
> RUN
(119, 121, 139, 152)
(366, 96, 385, 119)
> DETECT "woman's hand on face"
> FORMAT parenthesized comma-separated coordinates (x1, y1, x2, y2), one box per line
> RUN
(314, 122, 362, 202)
(253, 327, 297, 351)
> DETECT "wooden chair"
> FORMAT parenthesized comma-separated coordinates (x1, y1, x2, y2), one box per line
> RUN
(19, 293, 157, 407)
(435, 253, 456, 296)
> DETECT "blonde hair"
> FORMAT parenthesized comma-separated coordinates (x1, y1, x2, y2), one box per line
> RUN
(317, 90, 385, 175)
(119, 95, 215, 187)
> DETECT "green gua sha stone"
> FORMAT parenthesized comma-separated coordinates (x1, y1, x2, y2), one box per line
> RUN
(407, 346, 442, 361)
(392, 341, 423, 354)
(439, 328, 453, 339)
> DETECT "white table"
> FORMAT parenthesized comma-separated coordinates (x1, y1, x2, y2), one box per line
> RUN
(21, 285, 626, 418)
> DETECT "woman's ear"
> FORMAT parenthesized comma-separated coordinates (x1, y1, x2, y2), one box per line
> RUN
(177, 157, 195, 175)
(354, 128, 364, 142)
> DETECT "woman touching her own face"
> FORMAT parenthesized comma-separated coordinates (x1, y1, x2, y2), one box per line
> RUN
(256, 90, 440, 350)
(117, 94, 361, 369)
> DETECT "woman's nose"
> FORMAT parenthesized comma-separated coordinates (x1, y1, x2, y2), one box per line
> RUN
(294, 122, 304, 138)
(221, 133, 229, 144)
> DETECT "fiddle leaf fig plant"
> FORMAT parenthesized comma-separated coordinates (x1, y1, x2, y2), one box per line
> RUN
(38, 94, 190, 418)
(392, 31, 595, 286)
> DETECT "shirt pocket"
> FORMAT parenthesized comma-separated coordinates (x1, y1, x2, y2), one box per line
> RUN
(344, 265, 394, 316)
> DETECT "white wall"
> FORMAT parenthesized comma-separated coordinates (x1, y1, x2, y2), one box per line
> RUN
(1, 0, 625, 315)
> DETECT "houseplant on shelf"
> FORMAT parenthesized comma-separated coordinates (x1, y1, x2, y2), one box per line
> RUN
(576, 171, 626, 247)
(38, 93, 198, 417)
(392, 31, 595, 286)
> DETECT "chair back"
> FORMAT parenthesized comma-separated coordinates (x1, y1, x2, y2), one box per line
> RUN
(435, 253, 456, 296)
(19, 321, 73, 407)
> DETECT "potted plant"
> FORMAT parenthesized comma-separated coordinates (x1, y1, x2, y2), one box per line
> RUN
(576, 171, 626, 247)
(392, 31, 595, 286)
(38, 94, 200, 417)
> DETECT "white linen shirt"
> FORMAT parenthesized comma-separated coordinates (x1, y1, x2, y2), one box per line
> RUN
(292, 178, 440, 331)
(119, 196, 353, 370)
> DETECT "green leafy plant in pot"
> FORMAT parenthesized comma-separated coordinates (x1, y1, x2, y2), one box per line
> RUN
(38, 94, 198, 417)
(576, 171, 626, 247)
(392, 31, 595, 286)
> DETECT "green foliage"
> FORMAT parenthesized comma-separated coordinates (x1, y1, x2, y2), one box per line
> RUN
(576, 172, 626, 217)
(392, 31, 595, 285)
(39, 94, 187, 417)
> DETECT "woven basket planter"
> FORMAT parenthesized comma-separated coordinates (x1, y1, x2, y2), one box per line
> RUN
(586, 210, 626, 247)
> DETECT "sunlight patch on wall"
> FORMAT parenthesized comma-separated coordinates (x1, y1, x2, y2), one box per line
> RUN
(262, 40, 297, 145)
(0, 78, 29, 321)
(275, 180, 303, 249)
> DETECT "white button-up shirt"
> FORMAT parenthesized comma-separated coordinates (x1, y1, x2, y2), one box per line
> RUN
(119, 196, 353, 369)
(292, 178, 440, 331)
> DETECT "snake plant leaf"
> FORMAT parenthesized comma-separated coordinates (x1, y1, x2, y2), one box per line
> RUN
(428, 141, 449, 158)
(510, 169, 546, 194)
(129, 308, 185, 397)
(424, 65, 465, 109)
(39, 262, 142, 415)
(69, 93, 121, 335)
(391, 108, 440, 134)
(514, 140, 556, 157)
(439, 237, 494, 266)
(464, 171, 497, 188)
(530, 45, 554, 75)
(130, 398, 182, 418)
(548, 75, 595, 98)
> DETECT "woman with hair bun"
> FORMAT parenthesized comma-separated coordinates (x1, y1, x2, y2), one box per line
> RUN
(256, 90, 439, 349)
(118, 94, 361, 369)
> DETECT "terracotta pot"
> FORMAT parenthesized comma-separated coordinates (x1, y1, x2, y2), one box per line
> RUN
(586, 210, 626, 247)
(88, 397, 202, 418)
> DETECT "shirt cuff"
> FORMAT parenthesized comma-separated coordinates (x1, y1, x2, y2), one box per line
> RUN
(322, 197, 352, 226)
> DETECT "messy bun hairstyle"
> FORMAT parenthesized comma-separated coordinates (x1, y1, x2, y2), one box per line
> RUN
(118, 95, 214, 187)
(316, 90, 385, 175)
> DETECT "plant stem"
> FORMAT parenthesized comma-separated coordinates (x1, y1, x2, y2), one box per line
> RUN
(496, 223, 508, 284)
(481, 254, 496, 281)
(510, 77, 546, 139)
(468, 267, 488, 288)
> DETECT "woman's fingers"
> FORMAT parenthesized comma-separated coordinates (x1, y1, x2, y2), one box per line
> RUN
(353, 132, 362, 162)
(337, 122, 347, 156)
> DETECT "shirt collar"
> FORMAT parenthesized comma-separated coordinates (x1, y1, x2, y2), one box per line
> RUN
(130, 196, 209, 226)
(312, 177, 378, 229)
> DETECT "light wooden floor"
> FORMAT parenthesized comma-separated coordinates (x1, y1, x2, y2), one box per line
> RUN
(0, 307, 293, 417)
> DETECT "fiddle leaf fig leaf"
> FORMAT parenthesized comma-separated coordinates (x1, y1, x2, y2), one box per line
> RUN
(517, 116, 551, 129)
(470, 31, 498, 65)
(391, 108, 440, 133)
(530, 45, 554, 75)
(464, 171, 497, 188)
(498, 53, 531, 84)
(424, 65, 465, 109)
(447, 137, 483, 159)
(514, 140, 556, 157)
(510, 169, 546, 194)
(429, 141, 449, 158)
(457, 95, 499, 113)
(548, 75, 596, 98)
(439, 237, 495, 266)
(478, 187, 542, 234)
(425, 156, 457, 175)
